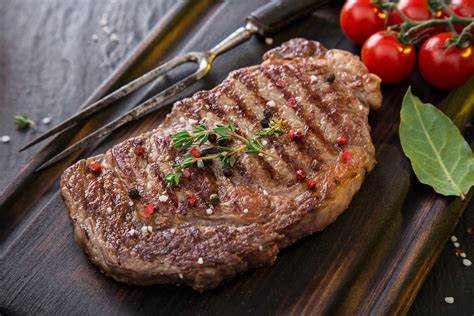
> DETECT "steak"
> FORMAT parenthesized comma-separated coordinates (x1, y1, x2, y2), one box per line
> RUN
(61, 38, 382, 291)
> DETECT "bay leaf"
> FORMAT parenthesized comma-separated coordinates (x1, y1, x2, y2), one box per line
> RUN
(399, 87, 474, 199)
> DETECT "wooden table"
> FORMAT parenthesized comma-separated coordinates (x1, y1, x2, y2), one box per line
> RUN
(0, 0, 472, 314)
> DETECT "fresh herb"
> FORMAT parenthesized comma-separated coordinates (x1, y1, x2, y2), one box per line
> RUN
(14, 114, 35, 130)
(209, 193, 219, 205)
(165, 118, 286, 186)
(399, 88, 473, 199)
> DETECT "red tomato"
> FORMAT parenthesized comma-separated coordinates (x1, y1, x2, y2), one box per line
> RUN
(389, 0, 432, 25)
(340, 0, 387, 45)
(362, 31, 416, 84)
(419, 32, 474, 90)
(451, 0, 474, 32)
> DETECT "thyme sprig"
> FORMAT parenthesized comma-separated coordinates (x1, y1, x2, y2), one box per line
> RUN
(165, 118, 286, 186)
(14, 114, 35, 130)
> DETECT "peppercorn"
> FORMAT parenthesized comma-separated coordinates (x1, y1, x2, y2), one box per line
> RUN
(209, 193, 219, 205)
(306, 180, 317, 190)
(326, 73, 336, 83)
(128, 188, 140, 199)
(187, 193, 197, 207)
(296, 169, 306, 181)
(142, 204, 155, 218)
(260, 118, 270, 128)
(134, 145, 145, 156)
(208, 133, 217, 144)
(88, 161, 101, 173)
(263, 108, 273, 119)
(223, 168, 233, 177)
(289, 130, 303, 142)
(337, 135, 347, 147)
(341, 150, 352, 163)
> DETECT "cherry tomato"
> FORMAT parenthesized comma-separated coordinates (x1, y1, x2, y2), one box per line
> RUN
(340, 0, 387, 45)
(389, 0, 432, 25)
(362, 31, 416, 84)
(418, 32, 474, 90)
(451, 0, 474, 32)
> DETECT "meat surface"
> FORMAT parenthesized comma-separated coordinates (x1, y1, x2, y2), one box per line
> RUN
(60, 38, 382, 291)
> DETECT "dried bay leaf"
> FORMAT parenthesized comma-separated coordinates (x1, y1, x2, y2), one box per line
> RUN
(399, 88, 474, 199)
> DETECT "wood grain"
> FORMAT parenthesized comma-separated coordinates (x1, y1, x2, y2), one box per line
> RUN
(0, 1, 473, 315)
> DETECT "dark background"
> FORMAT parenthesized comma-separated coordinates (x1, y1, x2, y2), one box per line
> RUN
(0, 0, 472, 314)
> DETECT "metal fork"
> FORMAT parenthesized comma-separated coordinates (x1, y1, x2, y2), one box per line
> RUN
(25, 0, 328, 171)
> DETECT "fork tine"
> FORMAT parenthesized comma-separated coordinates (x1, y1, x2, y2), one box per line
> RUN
(36, 65, 208, 171)
(19, 55, 193, 152)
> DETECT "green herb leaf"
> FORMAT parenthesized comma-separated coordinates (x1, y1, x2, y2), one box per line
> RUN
(399, 88, 474, 199)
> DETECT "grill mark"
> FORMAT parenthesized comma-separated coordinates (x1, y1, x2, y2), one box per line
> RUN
(285, 64, 342, 125)
(232, 71, 313, 170)
(261, 65, 337, 154)
(198, 89, 279, 183)
(255, 68, 334, 163)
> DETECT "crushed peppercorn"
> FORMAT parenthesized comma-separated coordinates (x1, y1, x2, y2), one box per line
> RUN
(288, 97, 297, 107)
(260, 118, 270, 128)
(263, 108, 273, 119)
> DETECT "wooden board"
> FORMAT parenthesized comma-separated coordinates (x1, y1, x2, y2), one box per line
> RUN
(1, 1, 473, 314)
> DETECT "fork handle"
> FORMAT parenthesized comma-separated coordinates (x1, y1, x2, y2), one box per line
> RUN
(247, 0, 328, 36)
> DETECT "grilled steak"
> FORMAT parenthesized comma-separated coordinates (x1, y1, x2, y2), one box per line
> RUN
(61, 38, 381, 291)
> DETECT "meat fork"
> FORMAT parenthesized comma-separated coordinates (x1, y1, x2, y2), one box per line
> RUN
(24, 0, 328, 171)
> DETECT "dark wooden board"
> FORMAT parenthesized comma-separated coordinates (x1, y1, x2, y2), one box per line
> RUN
(1, 0, 473, 315)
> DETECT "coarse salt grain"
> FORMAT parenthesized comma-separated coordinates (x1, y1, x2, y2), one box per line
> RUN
(42, 117, 52, 125)
(197, 257, 204, 265)
(460, 252, 466, 258)
(128, 201, 134, 206)
(310, 75, 318, 82)
(266, 100, 276, 108)
(450, 235, 458, 242)
(258, 245, 263, 251)
(462, 258, 472, 266)
(1, 135, 11, 143)
(158, 194, 169, 202)
(141, 226, 149, 235)
(261, 139, 268, 146)
(206, 208, 213, 215)
(263, 190, 268, 196)
(106, 207, 112, 214)
(170, 228, 176, 233)
(128, 229, 137, 236)
(265, 37, 274, 45)
(110, 33, 119, 42)
(243, 208, 249, 214)
(99, 17, 107, 26)
(179, 273, 184, 279)
(453, 242, 461, 248)
(91, 34, 99, 42)
(147, 226, 153, 233)
(444, 297, 454, 304)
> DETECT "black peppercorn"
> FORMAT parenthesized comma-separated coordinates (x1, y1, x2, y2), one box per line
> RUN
(260, 118, 270, 128)
(263, 108, 272, 119)
(326, 73, 336, 83)
(128, 188, 140, 199)
(223, 168, 233, 177)
(208, 133, 217, 144)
